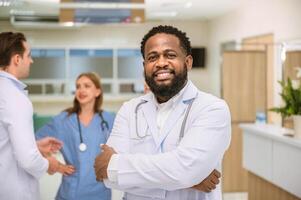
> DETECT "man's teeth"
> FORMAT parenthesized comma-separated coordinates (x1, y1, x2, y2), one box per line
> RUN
(157, 72, 170, 78)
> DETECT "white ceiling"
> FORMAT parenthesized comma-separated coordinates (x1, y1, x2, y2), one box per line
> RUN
(146, 0, 243, 20)
(0, 0, 243, 21)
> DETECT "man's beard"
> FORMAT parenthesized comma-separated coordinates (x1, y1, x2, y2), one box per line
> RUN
(144, 65, 188, 99)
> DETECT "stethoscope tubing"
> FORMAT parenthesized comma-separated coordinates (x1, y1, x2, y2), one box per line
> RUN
(135, 100, 148, 139)
(77, 112, 109, 151)
(135, 93, 198, 141)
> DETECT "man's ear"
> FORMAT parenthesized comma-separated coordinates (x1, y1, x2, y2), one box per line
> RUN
(185, 55, 193, 70)
(12, 54, 21, 66)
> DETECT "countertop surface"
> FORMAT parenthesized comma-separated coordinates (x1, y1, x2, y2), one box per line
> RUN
(239, 123, 301, 148)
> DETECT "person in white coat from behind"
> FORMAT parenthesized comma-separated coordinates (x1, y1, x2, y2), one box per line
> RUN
(0, 32, 62, 200)
(94, 25, 231, 200)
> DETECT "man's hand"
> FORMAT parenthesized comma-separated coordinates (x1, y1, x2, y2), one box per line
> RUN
(57, 163, 76, 176)
(192, 169, 221, 193)
(46, 156, 60, 175)
(94, 144, 116, 182)
(37, 137, 63, 157)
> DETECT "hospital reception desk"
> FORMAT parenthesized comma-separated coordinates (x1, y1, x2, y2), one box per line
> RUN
(239, 124, 301, 200)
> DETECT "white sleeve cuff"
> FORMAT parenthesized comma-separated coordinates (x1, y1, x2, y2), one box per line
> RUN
(107, 154, 119, 183)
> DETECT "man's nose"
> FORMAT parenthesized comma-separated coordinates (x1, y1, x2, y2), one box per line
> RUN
(156, 55, 168, 68)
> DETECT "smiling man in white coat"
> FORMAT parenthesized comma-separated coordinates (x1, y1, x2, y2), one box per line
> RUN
(94, 25, 231, 200)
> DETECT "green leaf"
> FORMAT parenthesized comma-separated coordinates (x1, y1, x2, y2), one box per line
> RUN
(270, 78, 301, 117)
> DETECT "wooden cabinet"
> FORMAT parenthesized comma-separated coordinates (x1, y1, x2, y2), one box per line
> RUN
(222, 124, 249, 192)
(241, 124, 301, 200)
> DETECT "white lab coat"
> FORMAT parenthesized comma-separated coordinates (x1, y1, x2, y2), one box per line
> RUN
(0, 71, 48, 200)
(105, 81, 231, 200)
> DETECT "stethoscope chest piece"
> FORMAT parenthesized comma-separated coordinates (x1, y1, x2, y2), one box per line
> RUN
(76, 111, 109, 152)
(79, 143, 87, 152)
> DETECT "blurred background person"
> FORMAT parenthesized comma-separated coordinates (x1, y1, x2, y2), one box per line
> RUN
(0, 31, 61, 200)
(36, 72, 115, 200)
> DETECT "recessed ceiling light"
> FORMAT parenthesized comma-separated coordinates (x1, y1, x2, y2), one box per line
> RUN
(61, 21, 74, 27)
(10, 10, 35, 15)
(185, 2, 192, 8)
(134, 16, 142, 23)
(160, 1, 185, 8)
(150, 11, 178, 17)
(23, 0, 59, 3)
(0, 0, 11, 7)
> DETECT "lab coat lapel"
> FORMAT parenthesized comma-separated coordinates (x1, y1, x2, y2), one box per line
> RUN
(158, 81, 199, 146)
(140, 94, 161, 147)
(157, 101, 186, 145)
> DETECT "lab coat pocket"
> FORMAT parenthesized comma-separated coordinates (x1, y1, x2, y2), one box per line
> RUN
(129, 126, 154, 153)
(130, 135, 154, 154)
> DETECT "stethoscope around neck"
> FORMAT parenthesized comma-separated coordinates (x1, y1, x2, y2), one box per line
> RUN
(135, 93, 198, 144)
(77, 111, 109, 152)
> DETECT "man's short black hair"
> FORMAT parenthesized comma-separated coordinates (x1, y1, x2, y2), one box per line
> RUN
(140, 25, 192, 59)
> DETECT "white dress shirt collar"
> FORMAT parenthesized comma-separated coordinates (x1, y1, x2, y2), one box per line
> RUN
(152, 81, 190, 132)
(0, 71, 28, 95)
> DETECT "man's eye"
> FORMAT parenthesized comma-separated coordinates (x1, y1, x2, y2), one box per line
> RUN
(147, 55, 157, 61)
(167, 54, 176, 58)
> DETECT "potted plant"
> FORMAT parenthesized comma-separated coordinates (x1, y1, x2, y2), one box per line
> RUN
(270, 78, 301, 138)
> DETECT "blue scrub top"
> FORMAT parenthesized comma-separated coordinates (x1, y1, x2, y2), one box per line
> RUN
(36, 111, 115, 200)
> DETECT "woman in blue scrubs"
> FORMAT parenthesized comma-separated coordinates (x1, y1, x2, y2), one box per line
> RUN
(36, 72, 115, 200)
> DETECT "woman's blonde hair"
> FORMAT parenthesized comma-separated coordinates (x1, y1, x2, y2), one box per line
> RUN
(65, 72, 103, 115)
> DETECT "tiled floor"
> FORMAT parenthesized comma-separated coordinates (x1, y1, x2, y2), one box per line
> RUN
(223, 192, 248, 200)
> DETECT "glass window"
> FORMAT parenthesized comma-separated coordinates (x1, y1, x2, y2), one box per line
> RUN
(27, 84, 42, 94)
(69, 80, 111, 94)
(102, 84, 112, 93)
(70, 49, 113, 79)
(45, 83, 65, 94)
(117, 49, 143, 79)
(26, 48, 145, 96)
(29, 49, 66, 79)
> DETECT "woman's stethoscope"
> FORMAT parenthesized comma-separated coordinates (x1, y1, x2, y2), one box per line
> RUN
(135, 93, 198, 144)
(77, 112, 109, 152)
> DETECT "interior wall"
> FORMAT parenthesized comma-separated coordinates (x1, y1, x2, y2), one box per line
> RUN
(207, 0, 301, 98)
